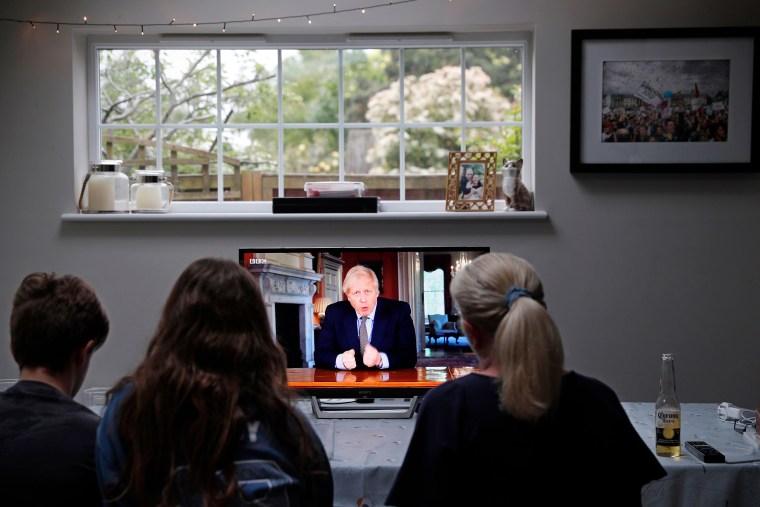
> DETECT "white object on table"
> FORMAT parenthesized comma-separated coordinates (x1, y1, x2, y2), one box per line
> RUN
(83, 387, 110, 415)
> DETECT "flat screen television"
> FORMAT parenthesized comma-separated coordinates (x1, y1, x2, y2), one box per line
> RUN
(238, 246, 489, 369)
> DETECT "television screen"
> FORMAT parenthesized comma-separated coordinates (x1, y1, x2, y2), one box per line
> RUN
(238, 246, 489, 368)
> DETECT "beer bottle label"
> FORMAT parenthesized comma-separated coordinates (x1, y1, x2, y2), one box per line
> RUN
(656, 410, 681, 446)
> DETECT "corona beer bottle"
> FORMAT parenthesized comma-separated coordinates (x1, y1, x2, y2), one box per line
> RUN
(655, 353, 681, 457)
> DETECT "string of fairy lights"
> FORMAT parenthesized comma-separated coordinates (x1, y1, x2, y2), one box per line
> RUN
(0, 0, 426, 34)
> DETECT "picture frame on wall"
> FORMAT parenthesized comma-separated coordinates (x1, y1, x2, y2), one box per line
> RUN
(570, 27, 760, 173)
(445, 151, 498, 211)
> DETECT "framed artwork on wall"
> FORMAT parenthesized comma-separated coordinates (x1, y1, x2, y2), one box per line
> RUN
(570, 27, 759, 173)
(445, 151, 498, 211)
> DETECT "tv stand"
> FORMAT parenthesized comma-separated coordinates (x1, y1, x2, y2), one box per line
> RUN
(287, 367, 477, 419)
(310, 396, 420, 418)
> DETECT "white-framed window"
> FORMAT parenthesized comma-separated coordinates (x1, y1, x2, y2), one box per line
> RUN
(88, 32, 531, 210)
(423, 268, 446, 316)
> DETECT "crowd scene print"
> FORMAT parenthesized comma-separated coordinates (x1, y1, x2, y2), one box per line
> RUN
(600, 59, 730, 143)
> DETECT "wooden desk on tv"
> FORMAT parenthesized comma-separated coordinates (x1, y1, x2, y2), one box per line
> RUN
(287, 367, 477, 418)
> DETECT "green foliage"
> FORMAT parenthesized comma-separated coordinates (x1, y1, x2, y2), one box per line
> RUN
(343, 49, 397, 123)
(98, 43, 524, 189)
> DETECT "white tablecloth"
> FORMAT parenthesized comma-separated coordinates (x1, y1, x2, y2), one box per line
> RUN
(299, 400, 760, 507)
(623, 402, 760, 507)
(299, 400, 415, 506)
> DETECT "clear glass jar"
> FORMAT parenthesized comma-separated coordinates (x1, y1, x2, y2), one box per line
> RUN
(78, 160, 129, 213)
(130, 170, 173, 213)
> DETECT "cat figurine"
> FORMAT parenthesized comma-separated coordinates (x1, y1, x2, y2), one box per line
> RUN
(502, 158, 534, 211)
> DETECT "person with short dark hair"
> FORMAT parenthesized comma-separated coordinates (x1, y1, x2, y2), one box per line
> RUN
(96, 257, 333, 506)
(0, 272, 110, 506)
(387, 253, 666, 506)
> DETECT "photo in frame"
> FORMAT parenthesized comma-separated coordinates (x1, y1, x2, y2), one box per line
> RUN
(570, 27, 760, 173)
(445, 151, 498, 211)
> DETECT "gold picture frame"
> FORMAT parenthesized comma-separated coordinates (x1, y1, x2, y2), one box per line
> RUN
(445, 151, 498, 211)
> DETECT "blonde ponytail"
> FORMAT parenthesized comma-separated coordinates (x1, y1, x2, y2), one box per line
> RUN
(450, 252, 564, 421)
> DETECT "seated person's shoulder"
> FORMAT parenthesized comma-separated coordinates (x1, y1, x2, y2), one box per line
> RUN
(564, 371, 618, 398)
(559, 371, 626, 417)
(427, 373, 490, 401)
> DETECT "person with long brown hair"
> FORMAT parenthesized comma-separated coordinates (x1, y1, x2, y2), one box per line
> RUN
(96, 257, 333, 506)
(387, 252, 665, 506)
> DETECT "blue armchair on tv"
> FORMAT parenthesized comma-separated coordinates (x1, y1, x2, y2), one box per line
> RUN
(427, 314, 461, 347)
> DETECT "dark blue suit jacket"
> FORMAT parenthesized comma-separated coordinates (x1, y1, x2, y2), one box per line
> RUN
(314, 297, 417, 370)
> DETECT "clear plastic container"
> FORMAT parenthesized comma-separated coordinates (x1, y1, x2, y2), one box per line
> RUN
(304, 181, 364, 198)
(130, 170, 174, 213)
(78, 160, 129, 213)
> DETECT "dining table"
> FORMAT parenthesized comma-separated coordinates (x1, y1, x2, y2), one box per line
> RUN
(287, 369, 760, 507)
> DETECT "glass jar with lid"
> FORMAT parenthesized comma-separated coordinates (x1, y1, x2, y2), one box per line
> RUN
(130, 170, 174, 213)
(78, 160, 129, 213)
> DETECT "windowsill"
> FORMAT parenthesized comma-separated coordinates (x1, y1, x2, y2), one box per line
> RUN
(61, 201, 548, 222)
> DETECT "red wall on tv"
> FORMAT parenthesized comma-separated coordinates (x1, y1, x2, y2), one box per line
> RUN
(340, 251, 399, 300)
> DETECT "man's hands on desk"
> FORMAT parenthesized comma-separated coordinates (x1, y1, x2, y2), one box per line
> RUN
(341, 344, 382, 369)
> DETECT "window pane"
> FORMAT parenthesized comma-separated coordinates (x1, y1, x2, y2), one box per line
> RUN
(345, 127, 399, 199)
(404, 126, 459, 200)
(405, 126, 460, 171)
(464, 47, 522, 122)
(404, 48, 461, 122)
(283, 129, 338, 196)
(99, 49, 156, 124)
(345, 49, 399, 123)
(222, 128, 278, 201)
(283, 50, 338, 123)
(159, 50, 217, 125)
(466, 126, 522, 159)
(163, 128, 218, 201)
(100, 128, 157, 179)
(221, 50, 278, 124)
(423, 269, 445, 316)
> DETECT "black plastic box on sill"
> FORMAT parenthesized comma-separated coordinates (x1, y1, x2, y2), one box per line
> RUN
(273, 197, 380, 214)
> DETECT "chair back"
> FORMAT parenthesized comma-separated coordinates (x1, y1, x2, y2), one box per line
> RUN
(428, 314, 447, 331)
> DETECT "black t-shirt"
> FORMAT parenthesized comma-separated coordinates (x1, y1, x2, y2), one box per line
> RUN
(0, 380, 101, 506)
(387, 371, 666, 506)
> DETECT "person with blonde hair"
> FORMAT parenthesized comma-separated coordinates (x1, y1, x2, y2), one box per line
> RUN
(315, 264, 417, 370)
(96, 257, 332, 506)
(387, 252, 665, 506)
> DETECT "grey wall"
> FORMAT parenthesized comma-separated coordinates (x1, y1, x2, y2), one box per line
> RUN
(1, 0, 758, 407)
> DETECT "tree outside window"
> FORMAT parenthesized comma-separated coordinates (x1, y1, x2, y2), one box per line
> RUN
(93, 34, 528, 205)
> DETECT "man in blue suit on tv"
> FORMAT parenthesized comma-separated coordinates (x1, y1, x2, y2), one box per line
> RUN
(314, 265, 417, 370)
